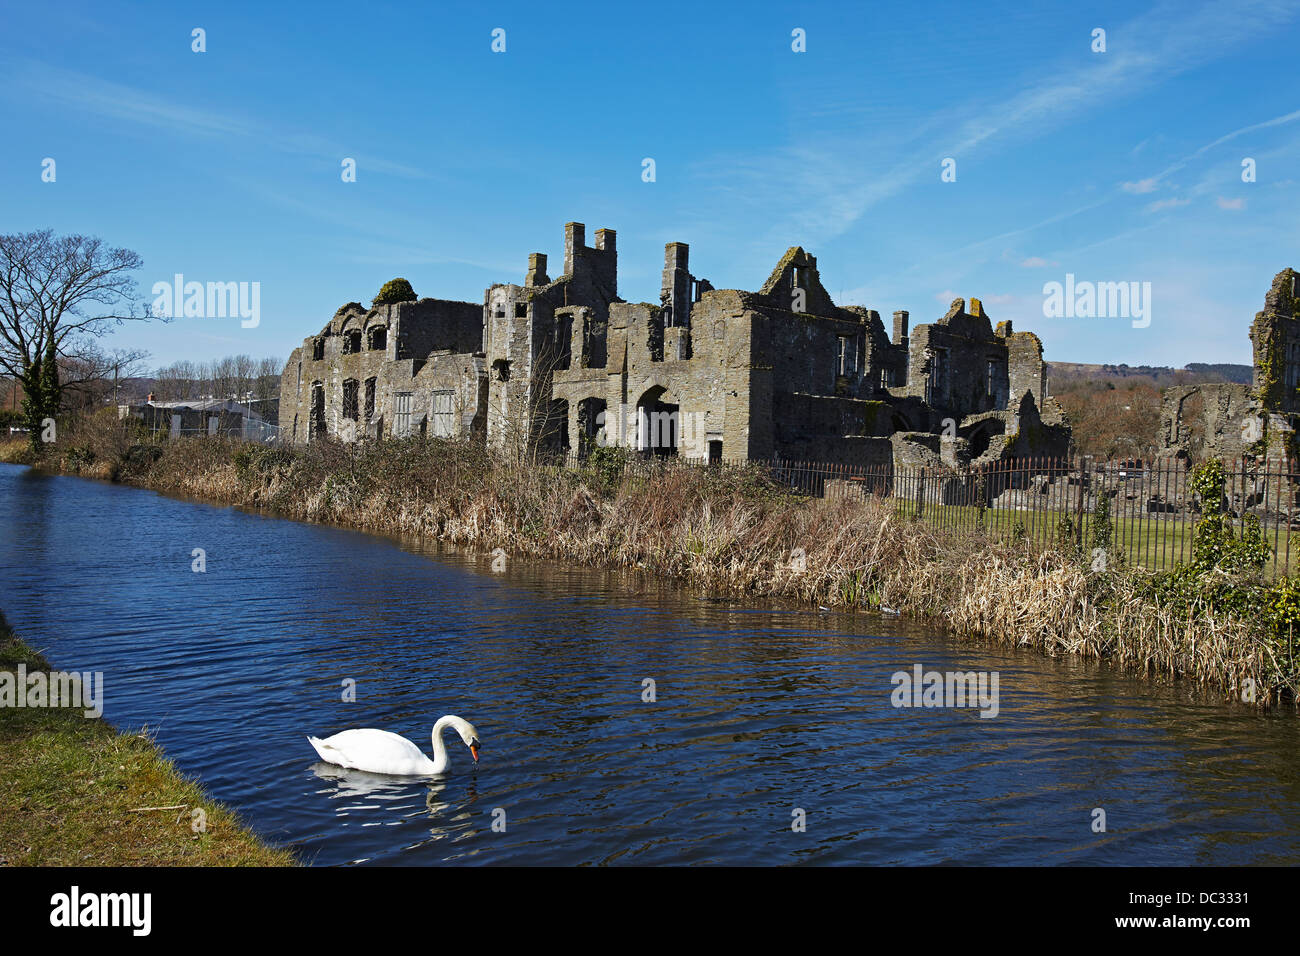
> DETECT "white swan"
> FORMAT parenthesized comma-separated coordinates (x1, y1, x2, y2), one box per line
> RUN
(308, 715, 481, 776)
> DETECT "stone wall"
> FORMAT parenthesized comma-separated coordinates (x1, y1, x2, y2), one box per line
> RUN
(1249, 268, 1300, 414)
(280, 219, 1073, 472)
(1156, 267, 1299, 463)
(901, 298, 1017, 417)
(1160, 383, 1256, 462)
(279, 298, 487, 443)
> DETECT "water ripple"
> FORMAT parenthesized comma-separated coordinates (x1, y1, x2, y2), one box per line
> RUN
(2, 463, 1298, 865)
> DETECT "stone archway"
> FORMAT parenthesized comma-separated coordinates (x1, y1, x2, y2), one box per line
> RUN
(636, 385, 679, 457)
(545, 398, 570, 457)
(963, 417, 1005, 459)
(577, 397, 607, 458)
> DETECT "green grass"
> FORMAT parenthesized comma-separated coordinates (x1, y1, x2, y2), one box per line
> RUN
(891, 498, 1300, 578)
(0, 614, 296, 867)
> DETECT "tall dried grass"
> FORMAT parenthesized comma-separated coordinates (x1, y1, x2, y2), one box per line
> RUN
(29, 426, 1299, 708)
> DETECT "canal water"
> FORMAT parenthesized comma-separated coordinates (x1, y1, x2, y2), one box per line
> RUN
(2, 462, 1298, 865)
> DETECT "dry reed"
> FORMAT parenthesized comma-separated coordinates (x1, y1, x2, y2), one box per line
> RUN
(28, 420, 1300, 709)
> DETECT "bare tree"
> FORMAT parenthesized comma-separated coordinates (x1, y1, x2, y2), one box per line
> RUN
(62, 345, 151, 410)
(0, 230, 152, 445)
(149, 354, 282, 404)
(253, 356, 282, 401)
(487, 334, 570, 464)
(152, 360, 200, 401)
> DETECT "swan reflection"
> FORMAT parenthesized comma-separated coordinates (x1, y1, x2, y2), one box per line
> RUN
(310, 761, 433, 803)
(306, 761, 481, 856)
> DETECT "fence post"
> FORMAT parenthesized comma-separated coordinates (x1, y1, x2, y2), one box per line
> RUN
(1074, 455, 1085, 548)
(915, 466, 926, 520)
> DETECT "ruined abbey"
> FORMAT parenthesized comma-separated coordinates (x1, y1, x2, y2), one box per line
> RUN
(1160, 268, 1300, 462)
(279, 221, 1072, 470)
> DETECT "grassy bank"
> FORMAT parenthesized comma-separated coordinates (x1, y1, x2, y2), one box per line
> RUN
(0, 613, 295, 866)
(0, 438, 33, 465)
(15, 409, 1300, 709)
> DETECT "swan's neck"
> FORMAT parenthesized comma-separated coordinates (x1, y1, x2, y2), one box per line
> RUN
(429, 716, 454, 773)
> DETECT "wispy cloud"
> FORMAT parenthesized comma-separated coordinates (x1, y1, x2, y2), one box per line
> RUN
(2, 59, 432, 180)
(229, 180, 516, 274)
(1217, 196, 1246, 210)
(1129, 135, 1161, 155)
(1122, 178, 1159, 194)
(951, 199, 1116, 260)
(18, 65, 252, 138)
(1057, 222, 1167, 257)
(1145, 106, 1300, 186)
(1146, 197, 1192, 213)
(688, 0, 1300, 254)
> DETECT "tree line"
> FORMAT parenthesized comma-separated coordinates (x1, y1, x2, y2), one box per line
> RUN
(150, 355, 282, 404)
(0, 228, 283, 444)
(0, 230, 150, 444)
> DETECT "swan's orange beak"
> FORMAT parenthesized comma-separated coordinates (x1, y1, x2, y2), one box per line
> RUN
(470, 744, 480, 763)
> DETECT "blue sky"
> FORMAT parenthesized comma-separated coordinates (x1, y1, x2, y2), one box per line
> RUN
(3, 0, 1299, 369)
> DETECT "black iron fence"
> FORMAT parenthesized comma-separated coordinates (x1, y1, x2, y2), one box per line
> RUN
(213, 431, 1297, 577)
(561, 451, 1300, 577)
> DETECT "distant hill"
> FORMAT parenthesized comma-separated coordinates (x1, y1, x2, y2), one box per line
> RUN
(95, 376, 155, 404)
(1048, 361, 1252, 390)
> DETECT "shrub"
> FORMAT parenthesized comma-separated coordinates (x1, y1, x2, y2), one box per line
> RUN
(65, 445, 95, 469)
(1265, 575, 1300, 638)
(1054, 516, 1083, 561)
(123, 444, 163, 471)
(1189, 458, 1269, 575)
(232, 444, 295, 480)
(582, 444, 628, 494)
(372, 279, 416, 306)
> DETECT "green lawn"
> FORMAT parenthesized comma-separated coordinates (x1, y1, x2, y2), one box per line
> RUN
(0, 614, 296, 867)
(885, 498, 1299, 578)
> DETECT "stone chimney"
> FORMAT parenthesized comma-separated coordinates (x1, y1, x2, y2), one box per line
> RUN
(892, 310, 909, 348)
(526, 253, 548, 287)
(663, 243, 691, 328)
(563, 222, 585, 276)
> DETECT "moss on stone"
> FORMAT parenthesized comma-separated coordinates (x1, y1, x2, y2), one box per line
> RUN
(1257, 325, 1284, 408)
(759, 246, 806, 295)
(861, 400, 887, 433)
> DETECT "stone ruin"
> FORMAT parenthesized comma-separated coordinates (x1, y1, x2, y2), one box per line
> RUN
(1044, 267, 1300, 528)
(1160, 267, 1300, 464)
(279, 220, 1072, 475)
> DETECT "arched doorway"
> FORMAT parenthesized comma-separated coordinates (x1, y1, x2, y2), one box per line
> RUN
(545, 398, 570, 457)
(636, 385, 678, 457)
(577, 397, 607, 458)
(964, 418, 1005, 459)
